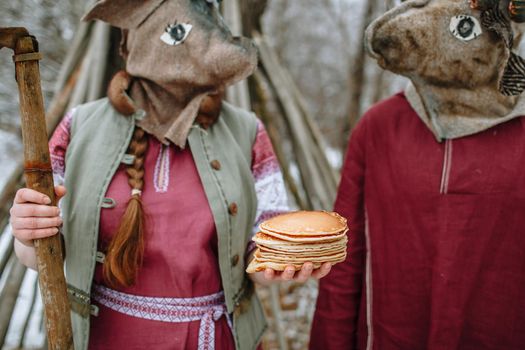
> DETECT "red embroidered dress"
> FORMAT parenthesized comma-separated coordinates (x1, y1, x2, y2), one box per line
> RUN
(50, 111, 288, 349)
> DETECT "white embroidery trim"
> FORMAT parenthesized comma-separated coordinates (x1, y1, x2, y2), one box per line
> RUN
(92, 284, 231, 350)
(153, 144, 170, 193)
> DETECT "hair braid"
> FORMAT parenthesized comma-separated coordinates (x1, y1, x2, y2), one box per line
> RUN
(103, 126, 149, 288)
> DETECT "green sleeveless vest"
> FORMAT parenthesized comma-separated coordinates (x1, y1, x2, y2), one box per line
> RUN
(61, 98, 267, 350)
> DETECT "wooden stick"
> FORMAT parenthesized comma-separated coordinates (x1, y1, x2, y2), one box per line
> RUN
(222, 0, 252, 110)
(86, 22, 111, 101)
(269, 284, 289, 350)
(0, 256, 27, 345)
(17, 276, 39, 349)
(4, 30, 74, 350)
(255, 33, 333, 209)
(252, 70, 309, 210)
(0, 235, 14, 278)
(53, 22, 91, 95)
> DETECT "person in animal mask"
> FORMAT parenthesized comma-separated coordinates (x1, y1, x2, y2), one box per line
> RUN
(310, 0, 525, 349)
(8, 1, 332, 349)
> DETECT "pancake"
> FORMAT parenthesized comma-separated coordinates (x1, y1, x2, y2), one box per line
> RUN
(260, 211, 347, 236)
(258, 245, 346, 257)
(258, 239, 347, 252)
(245, 210, 349, 274)
(260, 229, 347, 243)
(253, 232, 348, 251)
(255, 250, 347, 263)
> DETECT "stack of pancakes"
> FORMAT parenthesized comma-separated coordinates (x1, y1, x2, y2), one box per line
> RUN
(246, 211, 348, 273)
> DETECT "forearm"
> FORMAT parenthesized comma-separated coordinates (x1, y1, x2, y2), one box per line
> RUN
(14, 238, 38, 270)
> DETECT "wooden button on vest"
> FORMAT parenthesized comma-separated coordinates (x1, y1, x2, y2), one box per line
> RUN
(228, 202, 238, 216)
(231, 254, 240, 266)
(210, 160, 221, 170)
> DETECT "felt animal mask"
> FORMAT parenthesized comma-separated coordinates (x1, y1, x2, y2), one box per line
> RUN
(83, 0, 258, 147)
(365, 0, 525, 140)
(366, 0, 512, 91)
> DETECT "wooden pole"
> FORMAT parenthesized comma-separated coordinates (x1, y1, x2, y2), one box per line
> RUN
(0, 256, 27, 345)
(17, 277, 40, 349)
(0, 27, 74, 350)
(345, 0, 377, 137)
(0, 236, 14, 277)
(222, 0, 252, 110)
(252, 70, 309, 210)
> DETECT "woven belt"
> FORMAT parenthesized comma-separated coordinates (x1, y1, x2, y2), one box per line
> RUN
(92, 284, 232, 350)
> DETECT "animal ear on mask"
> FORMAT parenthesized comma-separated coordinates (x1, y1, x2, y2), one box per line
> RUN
(500, 51, 525, 95)
(82, 0, 166, 29)
(479, 7, 525, 95)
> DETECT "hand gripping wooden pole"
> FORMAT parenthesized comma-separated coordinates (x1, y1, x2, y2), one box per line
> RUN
(0, 27, 74, 350)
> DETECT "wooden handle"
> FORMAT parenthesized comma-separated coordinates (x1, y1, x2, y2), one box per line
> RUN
(13, 35, 74, 350)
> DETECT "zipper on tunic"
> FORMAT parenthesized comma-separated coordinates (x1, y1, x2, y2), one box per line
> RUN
(439, 139, 453, 194)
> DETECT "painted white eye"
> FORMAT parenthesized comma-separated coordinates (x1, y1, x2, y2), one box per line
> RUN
(161, 22, 193, 46)
(449, 15, 483, 41)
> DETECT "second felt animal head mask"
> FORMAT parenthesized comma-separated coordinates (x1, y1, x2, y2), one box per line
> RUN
(365, 0, 525, 96)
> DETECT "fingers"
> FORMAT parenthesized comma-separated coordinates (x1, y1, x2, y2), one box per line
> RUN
(312, 263, 332, 279)
(294, 263, 314, 283)
(264, 268, 275, 281)
(261, 263, 333, 284)
(264, 266, 296, 282)
(13, 227, 60, 247)
(14, 188, 51, 205)
(10, 187, 65, 249)
(55, 186, 67, 200)
(10, 204, 60, 218)
(11, 216, 63, 230)
(280, 266, 296, 281)
(13, 186, 67, 205)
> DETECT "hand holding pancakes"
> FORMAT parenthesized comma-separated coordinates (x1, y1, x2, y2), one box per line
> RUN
(247, 211, 348, 284)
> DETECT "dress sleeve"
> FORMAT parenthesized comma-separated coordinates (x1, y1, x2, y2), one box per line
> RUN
(309, 116, 368, 350)
(247, 119, 290, 255)
(49, 109, 74, 186)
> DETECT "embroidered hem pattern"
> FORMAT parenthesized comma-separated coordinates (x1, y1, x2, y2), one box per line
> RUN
(92, 284, 232, 350)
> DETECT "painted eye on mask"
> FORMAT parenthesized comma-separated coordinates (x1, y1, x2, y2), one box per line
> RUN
(161, 22, 193, 46)
(449, 15, 483, 41)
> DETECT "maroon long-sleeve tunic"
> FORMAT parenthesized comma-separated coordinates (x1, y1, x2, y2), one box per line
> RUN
(310, 92, 525, 350)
